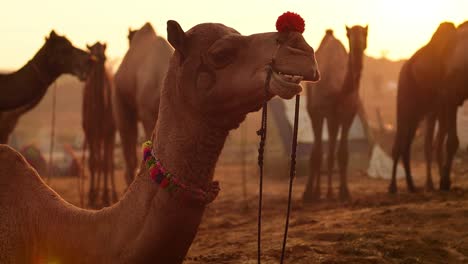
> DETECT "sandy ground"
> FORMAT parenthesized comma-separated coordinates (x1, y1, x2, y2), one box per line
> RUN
(49, 160, 468, 264)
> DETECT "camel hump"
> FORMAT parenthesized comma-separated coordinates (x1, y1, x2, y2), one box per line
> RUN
(458, 21, 468, 29)
(326, 29, 333, 35)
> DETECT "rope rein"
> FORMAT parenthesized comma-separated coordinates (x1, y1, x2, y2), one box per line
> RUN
(280, 94, 300, 264)
(256, 64, 271, 264)
(257, 63, 301, 264)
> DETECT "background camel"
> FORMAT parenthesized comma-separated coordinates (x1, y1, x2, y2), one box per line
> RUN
(427, 21, 468, 191)
(389, 22, 457, 193)
(82, 42, 117, 208)
(0, 17, 319, 263)
(113, 22, 174, 186)
(0, 31, 91, 144)
(303, 26, 368, 202)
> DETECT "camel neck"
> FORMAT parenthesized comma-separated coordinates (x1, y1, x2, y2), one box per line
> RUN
(27, 48, 59, 88)
(153, 98, 229, 189)
(0, 46, 60, 111)
(343, 50, 364, 93)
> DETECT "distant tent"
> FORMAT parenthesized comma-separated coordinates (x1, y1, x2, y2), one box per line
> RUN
(262, 96, 374, 178)
(269, 97, 374, 158)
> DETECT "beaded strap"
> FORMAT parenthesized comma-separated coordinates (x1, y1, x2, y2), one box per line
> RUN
(142, 141, 220, 205)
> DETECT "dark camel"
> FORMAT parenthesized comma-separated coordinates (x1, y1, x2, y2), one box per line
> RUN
(82, 42, 118, 208)
(389, 22, 457, 193)
(0, 31, 91, 144)
(303, 26, 368, 202)
(423, 21, 468, 192)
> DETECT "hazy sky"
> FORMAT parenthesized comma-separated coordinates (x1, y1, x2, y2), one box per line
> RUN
(2, 0, 467, 70)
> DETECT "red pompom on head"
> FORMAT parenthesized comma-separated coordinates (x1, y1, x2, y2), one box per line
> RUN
(276, 12, 305, 33)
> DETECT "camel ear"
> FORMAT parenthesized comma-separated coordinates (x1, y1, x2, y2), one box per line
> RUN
(365, 25, 369, 34)
(345, 26, 350, 37)
(86, 44, 92, 50)
(167, 20, 187, 60)
(103, 43, 107, 50)
(50, 30, 58, 38)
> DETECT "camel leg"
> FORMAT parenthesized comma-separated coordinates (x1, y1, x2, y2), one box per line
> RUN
(109, 136, 118, 203)
(435, 119, 447, 189)
(141, 109, 158, 140)
(87, 145, 97, 208)
(401, 120, 418, 193)
(441, 106, 459, 191)
(303, 113, 324, 202)
(102, 163, 110, 207)
(389, 125, 403, 193)
(424, 113, 436, 191)
(113, 94, 138, 187)
(337, 117, 352, 201)
(326, 115, 339, 200)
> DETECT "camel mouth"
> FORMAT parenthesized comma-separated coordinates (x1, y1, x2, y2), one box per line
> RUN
(268, 69, 303, 99)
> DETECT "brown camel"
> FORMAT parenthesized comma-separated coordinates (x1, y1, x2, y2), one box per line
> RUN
(113, 22, 174, 186)
(424, 21, 468, 191)
(82, 42, 118, 208)
(0, 31, 90, 144)
(0, 19, 319, 263)
(389, 22, 457, 193)
(303, 26, 368, 202)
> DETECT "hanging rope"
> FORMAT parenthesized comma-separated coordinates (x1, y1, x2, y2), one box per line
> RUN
(280, 94, 300, 263)
(241, 121, 248, 210)
(47, 81, 57, 184)
(256, 65, 272, 264)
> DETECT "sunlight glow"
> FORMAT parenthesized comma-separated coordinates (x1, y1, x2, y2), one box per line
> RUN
(1, 0, 467, 70)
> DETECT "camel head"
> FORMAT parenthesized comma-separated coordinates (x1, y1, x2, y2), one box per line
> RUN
(43, 30, 91, 81)
(86, 42, 107, 65)
(346, 25, 368, 55)
(127, 28, 137, 46)
(165, 18, 319, 129)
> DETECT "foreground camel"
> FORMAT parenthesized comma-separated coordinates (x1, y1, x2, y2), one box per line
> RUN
(426, 21, 468, 191)
(0, 17, 319, 262)
(113, 22, 174, 186)
(389, 22, 457, 193)
(303, 26, 368, 202)
(0, 31, 90, 143)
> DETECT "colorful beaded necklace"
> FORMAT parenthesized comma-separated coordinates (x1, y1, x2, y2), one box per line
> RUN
(142, 141, 220, 205)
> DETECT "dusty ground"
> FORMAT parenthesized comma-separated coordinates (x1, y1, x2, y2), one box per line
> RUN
(48, 158, 468, 264)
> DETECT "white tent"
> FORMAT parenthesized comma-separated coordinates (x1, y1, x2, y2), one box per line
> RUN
(281, 97, 369, 143)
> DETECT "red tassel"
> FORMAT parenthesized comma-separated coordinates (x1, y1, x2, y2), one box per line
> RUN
(276, 12, 305, 33)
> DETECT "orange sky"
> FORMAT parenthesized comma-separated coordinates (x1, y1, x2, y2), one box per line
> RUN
(1, 0, 467, 70)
